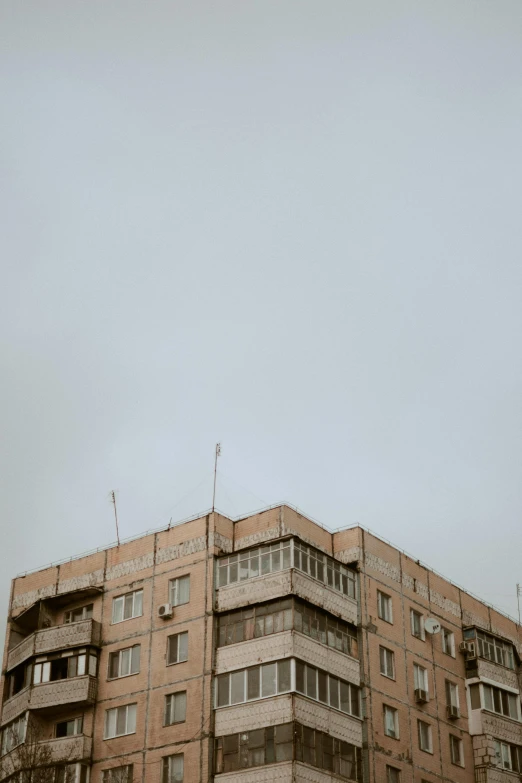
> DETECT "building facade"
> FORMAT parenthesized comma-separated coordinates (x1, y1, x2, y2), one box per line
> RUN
(0, 504, 521, 783)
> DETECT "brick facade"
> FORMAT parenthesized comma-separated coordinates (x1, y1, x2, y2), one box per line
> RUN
(0, 505, 520, 783)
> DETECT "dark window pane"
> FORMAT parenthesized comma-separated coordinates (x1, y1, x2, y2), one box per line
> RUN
(247, 667, 260, 700)
(296, 661, 305, 694)
(278, 659, 291, 692)
(306, 666, 317, 699)
(217, 674, 229, 706)
(318, 670, 328, 703)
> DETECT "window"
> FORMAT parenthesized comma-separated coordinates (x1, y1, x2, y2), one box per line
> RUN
(449, 734, 463, 766)
(169, 575, 190, 607)
(482, 683, 519, 720)
(109, 645, 140, 679)
(476, 629, 515, 669)
(441, 627, 455, 657)
(102, 767, 134, 783)
(65, 604, 93, 624)
(413, 664, 428, 695)
(165, 692, 187, 725)
(410, 609, 424, 639)
(218, 540, 291, 586)
(494, 740, 522, 772)
(112, 589, 143, 624)
(445, 680, 459, 709)
(293, 540, 357, 598)
(167, 632, 188, 665)
(162, 754, 184, 783)
(217, 598, 358, 658)
(377, 591, 392, 623)
(55, 763, 89, 783)
(379, 646, 395, 679)
(295, 661, 360, 717)
(33, 650, 98, 684)
(214, 722, 362, 780)
(215, 723, 293, 773)
(104, 704, 137, 739)
(383, 705, 399, 739)
(56, 716, 83, 738)
(417, 720, 432, 753)
(1, 714, 26, 756)
(217, 660, 291, 707)
(469, 683, 481, 710)
(386, 766, 400, 783)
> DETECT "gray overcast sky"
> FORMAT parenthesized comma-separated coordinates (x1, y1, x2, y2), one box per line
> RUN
(1, 1, 522, 644)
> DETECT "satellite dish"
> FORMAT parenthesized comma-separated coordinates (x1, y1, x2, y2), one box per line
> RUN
(424, 618, 441, 635)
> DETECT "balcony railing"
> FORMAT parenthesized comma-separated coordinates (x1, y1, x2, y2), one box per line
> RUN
(42, 734, 92, 763)
(465, 657, 520, 692)
(0, 735, 92, 783)
(7, 620, 102, 672)
(216, 570, 357, 625)
(1, 676, 97, 725)
(475, 766, 521, 783)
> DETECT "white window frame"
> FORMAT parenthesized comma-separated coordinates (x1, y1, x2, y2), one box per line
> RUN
(413, 663, 429, 695)
(449, 734, 464, 766)
(169, 575, 190, 607)
(441, 627, 455, 657)
(379, 646, 395, 679)
(164, 691, 187, 726)
(65, 604, 93, 624)
(167, 632, 189, 665)
(377, 591, 393, 623)
(111, 590, 143, 624)
(104, 704, 137, 739)
(383, 704, 399, 739)
(108, 645, 140, 679)
(55, 716, 83, 738)
(410, 609, 424, 640)
(417, 720, 433, 753)
(1, 714, 27, 756)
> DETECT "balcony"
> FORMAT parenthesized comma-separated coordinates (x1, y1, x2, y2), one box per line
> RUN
(216, 632, 360, 686)
(7, 620, 102, 672)
(42, 734, 92, 764)
(475, 767, 522, 783)
(465, 657, 520, 692)
(0, 735, 91, 783)
(214, 761, 359, 783)
(216, 570, 357, 625)
(214, 694, 363, 748)
(1, 677, 97, 725)
(478, 712, 522, 746)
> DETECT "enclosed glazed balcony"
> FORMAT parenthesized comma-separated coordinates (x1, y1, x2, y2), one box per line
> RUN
(7, 620, 101, 672)
(215, 539, 358, 625)
(1, 676, 97, 726)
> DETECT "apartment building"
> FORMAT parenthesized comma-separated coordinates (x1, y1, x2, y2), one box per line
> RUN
(0, 504, 521, 783)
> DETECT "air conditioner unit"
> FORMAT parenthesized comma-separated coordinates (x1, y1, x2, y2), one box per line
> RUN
(446, 705, 460, 719)
(158, 603, 173, 619)
(414, 688, 428, 704)
(459, 641, 476, 657)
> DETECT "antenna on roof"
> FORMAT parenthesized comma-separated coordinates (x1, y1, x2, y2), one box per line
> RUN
(110, 490, 120, 546)
(517, 584, 521, 626)
(212, 443, 221, 513)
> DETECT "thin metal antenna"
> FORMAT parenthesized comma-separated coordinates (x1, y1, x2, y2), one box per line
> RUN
(212, 443, 221, 512)
(517, 584, 521, 626)
(110, 491, 120, 546)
